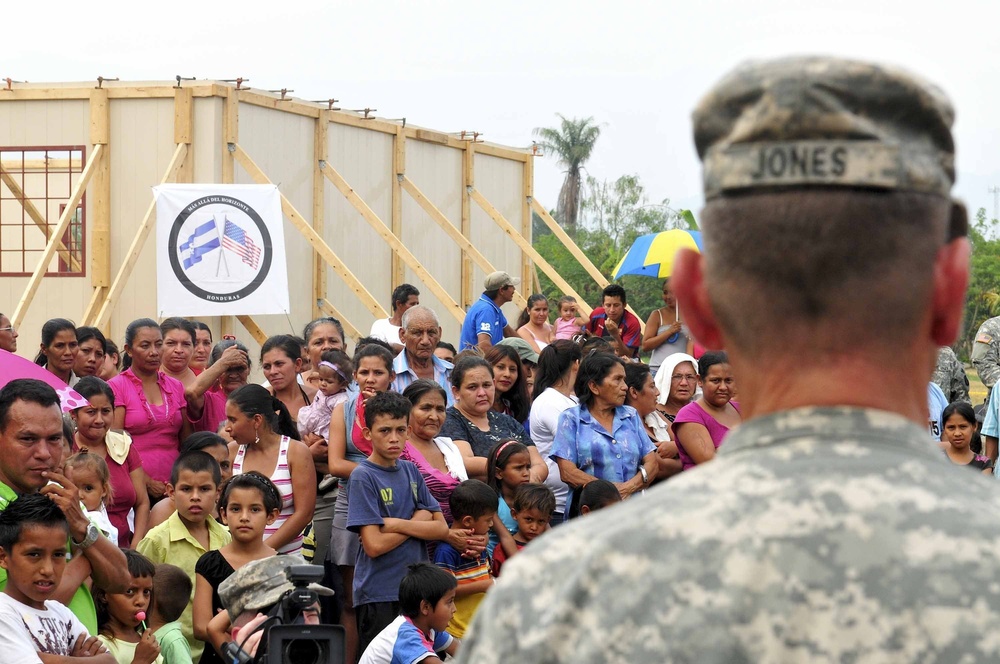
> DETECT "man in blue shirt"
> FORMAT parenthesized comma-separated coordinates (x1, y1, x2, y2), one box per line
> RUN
(459, 271, 519, 352)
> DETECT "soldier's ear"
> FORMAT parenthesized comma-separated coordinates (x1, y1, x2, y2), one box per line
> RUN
(930, 234, 970, 347)
(672, 249, 724, 351)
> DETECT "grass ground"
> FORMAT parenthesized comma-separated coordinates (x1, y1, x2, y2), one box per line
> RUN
(968, 367, 987, 404)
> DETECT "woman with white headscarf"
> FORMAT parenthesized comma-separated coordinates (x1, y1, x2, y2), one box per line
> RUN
(648, 352, 699, 481)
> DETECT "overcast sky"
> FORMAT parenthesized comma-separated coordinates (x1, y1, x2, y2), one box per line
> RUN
(6, 0, 1000, 220)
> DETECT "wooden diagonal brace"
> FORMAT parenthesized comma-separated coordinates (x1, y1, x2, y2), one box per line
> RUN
(322, 163, 466, 325)
(318, 299, 362, 342)
(400, 176, 527, 310)
(530, 197, 639, 319)
(90, 143, 189, 329)
(230, 144, 386, 320)
(470, 188, 593, 317)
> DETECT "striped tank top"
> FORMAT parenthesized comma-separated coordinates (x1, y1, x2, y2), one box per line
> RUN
(232, 435, 301, 555)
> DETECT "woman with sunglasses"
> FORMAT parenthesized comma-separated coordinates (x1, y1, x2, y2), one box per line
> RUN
(0, 314, 16, 353)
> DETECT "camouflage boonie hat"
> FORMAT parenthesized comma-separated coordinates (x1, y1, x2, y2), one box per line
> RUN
(693, 56, 956, 201)
(219, 555, 333, 618)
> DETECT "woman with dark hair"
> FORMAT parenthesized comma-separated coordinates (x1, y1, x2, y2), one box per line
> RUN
(160, 317, 197, 388)
(326, 342, 394, 663)
(109, 318, 190, 500)
(941, 401, 991, 474)
(74, 326, 107, 380)
(551, 352, 658, 502)
(484, 344, 531, 424)
(36, 318, 79, 385)
(100, 339, 120, 381)
(528, 340, 581, 521)
(185, 340, 252, 434)
(642, 279, 692, 375)
(300, 317, 348, 476)
(624, 362, 683, 482)
(299, 317, 348, 614)
(401, 379, 475, 524)
(190, 321, 213, 374)
(516, 294, 552, 355)
(673, 351, 741, 470)
(71, 376, 150, 547)
(438, 356, 547, 482)
(303, 316, 346, 362)
(401, 380, 485, 560)
(226, 384, 314, 555)
(261, 334, 315, 425)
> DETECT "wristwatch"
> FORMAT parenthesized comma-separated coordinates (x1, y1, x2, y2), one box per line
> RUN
(73, 522, 100, 550)
(639, 466, 650, 485)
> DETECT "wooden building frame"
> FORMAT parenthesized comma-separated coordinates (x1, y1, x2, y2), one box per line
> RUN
(0, 80, 613, 363)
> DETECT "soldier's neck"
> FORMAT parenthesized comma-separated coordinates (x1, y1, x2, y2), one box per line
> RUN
(730, 353, 932, 427)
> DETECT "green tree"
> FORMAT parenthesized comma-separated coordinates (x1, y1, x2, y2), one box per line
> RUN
(533, 115, 602, 229)
(533, 172, 695, 339)
(962, 207, 1000, 359)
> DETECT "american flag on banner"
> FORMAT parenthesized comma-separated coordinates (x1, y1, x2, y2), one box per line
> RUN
(222, 218, 261, 269)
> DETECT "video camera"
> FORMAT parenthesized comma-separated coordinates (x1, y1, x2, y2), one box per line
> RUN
(223, 564, 345, 664)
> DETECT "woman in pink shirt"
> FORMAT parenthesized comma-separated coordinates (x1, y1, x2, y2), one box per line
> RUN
(673, 351, 741, 470)
(109, 318, 190, 500)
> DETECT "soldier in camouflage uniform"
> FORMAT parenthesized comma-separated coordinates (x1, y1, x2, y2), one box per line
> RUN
(458, 57, 1000, 664)
(933, 345, 970, 404)
(972, 315, 1000, 399)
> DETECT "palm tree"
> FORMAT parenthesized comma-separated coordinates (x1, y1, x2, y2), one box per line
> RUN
(533, 115, 602, 230)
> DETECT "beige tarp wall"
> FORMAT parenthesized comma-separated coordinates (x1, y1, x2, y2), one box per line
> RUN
(0, 82, 535, 377)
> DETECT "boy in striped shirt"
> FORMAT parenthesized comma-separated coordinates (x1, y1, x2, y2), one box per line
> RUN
(432, 480, 496, 639)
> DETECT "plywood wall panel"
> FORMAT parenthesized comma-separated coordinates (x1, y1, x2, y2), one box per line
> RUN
(325, 123, 394, 341)
(402, 140, 464, 345)
(473, 153, 526, 327)
(106, 99, 176, 345)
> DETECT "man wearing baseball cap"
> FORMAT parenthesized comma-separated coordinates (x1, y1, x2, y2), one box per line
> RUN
(458, 271, 520, 353)
(458, 57, 1000, 662)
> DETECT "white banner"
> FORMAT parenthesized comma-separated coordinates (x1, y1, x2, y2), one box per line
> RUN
(154, 184, 290, 317)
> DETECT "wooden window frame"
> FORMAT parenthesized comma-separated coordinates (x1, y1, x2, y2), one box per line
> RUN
(0, 145, 87, 277)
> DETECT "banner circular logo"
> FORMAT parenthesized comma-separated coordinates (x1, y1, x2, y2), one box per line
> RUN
(167, 195, 272, 303)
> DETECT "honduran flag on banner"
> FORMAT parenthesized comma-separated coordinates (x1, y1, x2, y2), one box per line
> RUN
(154, 184, 289, 317)
(179, 219, 222, 270)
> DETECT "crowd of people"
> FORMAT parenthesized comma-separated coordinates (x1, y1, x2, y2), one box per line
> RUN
(0, 253, 990, 664)
(0, 270, 750, 664)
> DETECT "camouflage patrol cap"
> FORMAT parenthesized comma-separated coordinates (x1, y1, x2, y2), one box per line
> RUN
(218, 555, 333, 619)
(693, 57, 955, 200)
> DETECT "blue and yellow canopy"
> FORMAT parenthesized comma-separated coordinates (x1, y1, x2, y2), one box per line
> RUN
(612, 229, 703, 280)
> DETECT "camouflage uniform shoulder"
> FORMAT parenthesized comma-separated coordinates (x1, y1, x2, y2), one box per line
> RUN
(459, 408, 1000, 664)
(974, 316, 1000, 342)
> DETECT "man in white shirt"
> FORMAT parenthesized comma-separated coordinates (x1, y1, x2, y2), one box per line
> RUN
(370, 284, 420, 354)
